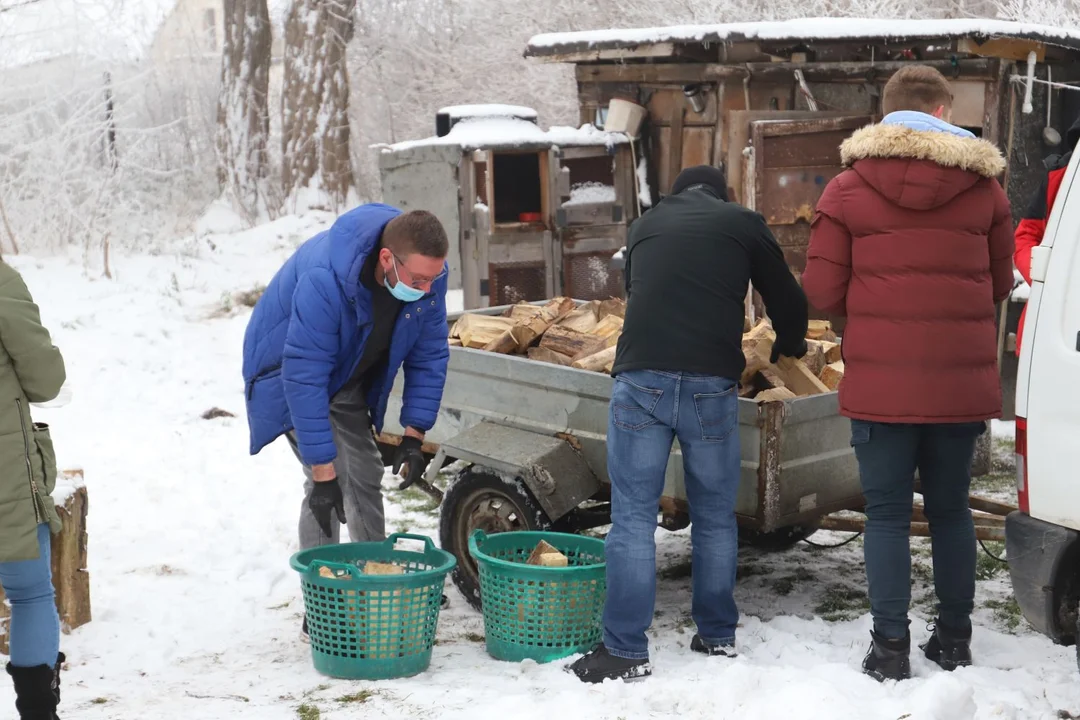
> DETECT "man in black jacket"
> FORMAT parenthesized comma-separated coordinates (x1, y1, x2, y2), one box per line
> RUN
(570, 166, 808, 683)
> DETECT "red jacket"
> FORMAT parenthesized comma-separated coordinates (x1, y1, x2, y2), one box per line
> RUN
(803, 122, 1015, 424)
(1013, 116, 1079, 354)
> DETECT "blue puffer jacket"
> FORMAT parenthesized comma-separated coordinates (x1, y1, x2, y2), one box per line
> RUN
(241, 203, 450, 466)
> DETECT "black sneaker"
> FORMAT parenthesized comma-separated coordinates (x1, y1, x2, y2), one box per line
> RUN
(566, 644, 651, 683)
(300, 616, 310, 644)
(862, 630, 911, 682)
(920, 622, 972, 671)
(441, 594, 450, 610)
(690, 634, 738, 658)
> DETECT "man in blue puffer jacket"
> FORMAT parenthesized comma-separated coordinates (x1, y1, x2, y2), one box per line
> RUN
(243, 204, 450, 612)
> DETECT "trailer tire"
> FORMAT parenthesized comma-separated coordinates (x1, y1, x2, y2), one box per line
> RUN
(739, 524, 818, 550)
(439, 466, 552, 611)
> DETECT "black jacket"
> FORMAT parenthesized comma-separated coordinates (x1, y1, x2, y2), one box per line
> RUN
(612, 187, 808, 381)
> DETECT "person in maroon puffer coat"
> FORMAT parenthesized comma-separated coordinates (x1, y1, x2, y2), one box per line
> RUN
(803, 65, 1015, 683)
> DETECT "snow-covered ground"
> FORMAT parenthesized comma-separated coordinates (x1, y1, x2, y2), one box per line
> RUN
(1, 212, 1078, 719)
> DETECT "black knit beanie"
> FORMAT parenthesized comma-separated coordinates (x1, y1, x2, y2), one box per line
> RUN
(671, 165, 728, 201)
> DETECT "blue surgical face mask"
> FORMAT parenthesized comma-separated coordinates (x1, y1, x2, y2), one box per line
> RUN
(385, 255, 426, 302)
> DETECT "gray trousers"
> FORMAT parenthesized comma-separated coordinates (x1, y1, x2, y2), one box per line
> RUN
(286, 382, 387, 550)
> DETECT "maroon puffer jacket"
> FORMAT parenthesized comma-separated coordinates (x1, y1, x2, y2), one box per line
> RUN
(803, 122, 1015, 423)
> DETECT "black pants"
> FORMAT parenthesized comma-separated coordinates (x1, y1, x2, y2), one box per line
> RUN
(851, 419, 985, 638)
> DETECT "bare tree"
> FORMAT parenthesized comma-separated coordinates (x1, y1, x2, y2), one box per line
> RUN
(281, 0, 357, 209)
(216, 0, 272, 221)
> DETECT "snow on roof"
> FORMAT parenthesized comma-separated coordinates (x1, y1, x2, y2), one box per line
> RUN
(377, 118, 629, 154)
(0, 0, 177, 69)
(526, 17, 1080, 57)
(438, 104, 538, 120)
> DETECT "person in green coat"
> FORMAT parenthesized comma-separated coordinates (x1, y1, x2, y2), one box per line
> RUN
(0, 262, 67, 719)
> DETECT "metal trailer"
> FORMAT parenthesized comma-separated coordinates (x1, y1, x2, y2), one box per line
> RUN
(379, 304, 861, 607)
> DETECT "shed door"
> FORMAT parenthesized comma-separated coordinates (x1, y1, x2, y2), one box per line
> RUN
(743, 115, 874, 327)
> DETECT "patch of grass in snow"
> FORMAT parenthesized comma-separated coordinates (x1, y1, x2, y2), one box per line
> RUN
(464, 631, 485, 643)
(337, 690, 375, 704)
(911, 560, 933, 584)
(91, 697, 108, 704)
(976, 543, 1007, 580)
(736, 561, 767, 580)
(297, 703, 320, 720)
(985, 596, 1024, 632)
(772, 568, 816, 596)
(814, 584, 871, 621)
(972, 471, 1016, 498)
(659, 559, 693, 580)
(385, 485, 439, 516)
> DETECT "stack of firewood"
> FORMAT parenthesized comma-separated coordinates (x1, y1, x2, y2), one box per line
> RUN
(449, 297, 625, 373)
(739, 319, 844, 401)
(448, 299, 845, 401)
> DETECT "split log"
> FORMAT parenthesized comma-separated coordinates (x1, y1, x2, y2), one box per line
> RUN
(448, 338, 462, 347)
(756, 386, 797, 403)
(512, 297, 576, 352)
(760, 368, 786, 389)
(598, 298, 626, 320)
(803, 340, 827, 376)
(51, 482, 90, 635)
(453, 314, 517, 349)
(820, 361, 845, 391)
(483, 329, 520, 354)
(526, 540, 568, 567)
(571, 345, 616, 373)
(807, 319, 837, 343)
(558, 301, 601, 333)
(0, 478, 90, 655)
(506, 302, 544, 320)
(527, 347, 574, 366)
(775, 356, 831, 395)
(820, 341, 842, 364)
(541, 325, 607, 359)
(590, 314, 624, 339)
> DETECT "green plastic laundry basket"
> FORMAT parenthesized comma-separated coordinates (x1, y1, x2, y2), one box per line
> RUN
(289, 533, 456, 680)
(468, 529, 606, 663)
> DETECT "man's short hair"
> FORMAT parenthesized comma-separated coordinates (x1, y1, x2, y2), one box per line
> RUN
(882, 65, 954, 116)
(383, 210, 449, 258)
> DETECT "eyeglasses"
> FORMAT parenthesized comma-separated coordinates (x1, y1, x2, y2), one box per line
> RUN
(392, 253, 447, 288)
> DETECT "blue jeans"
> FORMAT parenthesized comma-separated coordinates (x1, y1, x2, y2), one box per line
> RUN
(603, 369, 741, 660)
(0, 523, 59, 667)
(852, 420, 984, 639)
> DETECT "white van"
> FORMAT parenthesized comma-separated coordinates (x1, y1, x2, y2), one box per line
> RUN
(1008, 145, 1080, 667)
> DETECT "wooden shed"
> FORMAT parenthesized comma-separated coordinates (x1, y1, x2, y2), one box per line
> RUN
(525, 17, 1080, 417)
(377, 105, 636, 310)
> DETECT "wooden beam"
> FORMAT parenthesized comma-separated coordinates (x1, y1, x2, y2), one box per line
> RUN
(574, 59, 997, 85)
(538, 43, 677, 64)
(958, 36, 1046, 62)
(667, 93, 685, 193)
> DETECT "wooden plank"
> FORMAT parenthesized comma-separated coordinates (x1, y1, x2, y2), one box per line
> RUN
(667, 94, 686, 194)
(539, 43, 678, 64)
(648, 87, 717, 126)
(652, 125, 673, 198)
(958, 37, 1045, 62)
(573, 59, 997, 85)
(712, 82, 726, 168)
(949, 80, 988, 129)
(681, 127, 714, 171)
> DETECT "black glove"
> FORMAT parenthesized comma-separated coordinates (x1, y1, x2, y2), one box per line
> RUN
(309, 478, 345, 538)
(393, 436, 426, 490)
(770, 338, 808, 365)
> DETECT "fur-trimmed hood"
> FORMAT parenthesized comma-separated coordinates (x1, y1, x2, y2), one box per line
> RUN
(839, 123, 1006, 210)
(841, 123, 1006, 178)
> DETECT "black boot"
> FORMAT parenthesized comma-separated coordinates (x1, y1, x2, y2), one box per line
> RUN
(6, 652, 63, 720)
(566, 644, 651, 683)
(921, 622, 972, 671)
(862, 630, 911, 682)
(690, 634, 738, 658)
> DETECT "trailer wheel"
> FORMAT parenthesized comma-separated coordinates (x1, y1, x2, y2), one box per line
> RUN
(739, 524, 818, 550)
(439, 466, 552, 611)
